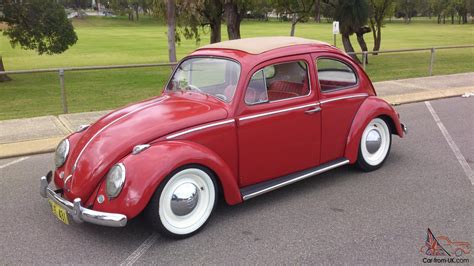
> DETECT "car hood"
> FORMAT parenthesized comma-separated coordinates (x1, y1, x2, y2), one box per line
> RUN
(63, 93, 228, 201)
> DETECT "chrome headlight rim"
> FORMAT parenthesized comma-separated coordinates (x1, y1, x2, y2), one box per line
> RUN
(106, 163, 126, 199)
(54, 139, 70, 168)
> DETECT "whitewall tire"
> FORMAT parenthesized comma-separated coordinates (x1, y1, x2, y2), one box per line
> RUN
(146, 166, 217, 238)
(356, 118, 392, 171)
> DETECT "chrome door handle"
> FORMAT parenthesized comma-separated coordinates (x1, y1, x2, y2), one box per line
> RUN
(305, 106, 321, 114)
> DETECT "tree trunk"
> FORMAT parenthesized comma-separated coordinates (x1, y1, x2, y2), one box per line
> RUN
(204, 0, 223, 43)
(356, 33, 368, 64)
(225, 1, 241, 40)
(210, 18, 222, 43)
(314, 0, 321, 22)
(290, 15, 297, 36)
(135, 6, 139, 21)
(356, 26, 370, 64)
(373, 24, 382, 55)
(0, 56, 12, 82)
(342, 34, 361, 64)
(166, 0, 177, 64)
(437, 15, 441, 24)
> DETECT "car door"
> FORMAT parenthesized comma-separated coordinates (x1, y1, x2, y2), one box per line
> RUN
(237, 55, 321, 187)
(313, 54, 368, 164)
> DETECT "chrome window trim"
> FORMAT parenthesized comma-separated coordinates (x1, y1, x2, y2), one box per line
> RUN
(245, 70, 269, 106)
(319, 93, 368, 104)
(73, 96, 169, 171)
(316, 57, 359, 93)
(245, 60, 312, 106)
(239, 102, 319, 121)
(165, 56, 242, 104)
(166, 119, 235, 139)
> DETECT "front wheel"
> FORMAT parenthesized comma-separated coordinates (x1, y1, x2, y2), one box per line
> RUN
(356, 118, 392, 171)
(146, 166, 217, 239)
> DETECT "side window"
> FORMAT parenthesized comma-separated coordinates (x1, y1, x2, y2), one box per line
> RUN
(245, 61, 310, 105)
(316, 58, 357, 92)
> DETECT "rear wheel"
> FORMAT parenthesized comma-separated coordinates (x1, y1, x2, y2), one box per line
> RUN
(356, 118, 392, 171)
(146, 166, 217, 239)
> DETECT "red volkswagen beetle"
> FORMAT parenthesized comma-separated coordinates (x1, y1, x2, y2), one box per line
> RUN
(40, 37, 406, 238)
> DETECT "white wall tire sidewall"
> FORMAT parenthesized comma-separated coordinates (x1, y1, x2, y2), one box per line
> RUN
(361, 118, 390, 166)
(159, 168, 216, 236)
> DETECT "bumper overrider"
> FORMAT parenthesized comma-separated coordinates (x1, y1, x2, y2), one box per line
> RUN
(401, 123, 408, 135)
(40, 171, 127, 227)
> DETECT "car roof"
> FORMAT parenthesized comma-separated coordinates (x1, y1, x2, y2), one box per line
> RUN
(197, 37, 330, 55)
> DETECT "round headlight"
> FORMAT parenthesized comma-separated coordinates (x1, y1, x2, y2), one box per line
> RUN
(54, 139, 69, 168)
(106, 163, 126, 198)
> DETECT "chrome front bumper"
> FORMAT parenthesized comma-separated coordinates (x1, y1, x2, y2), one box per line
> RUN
(40, 173, 127, 227)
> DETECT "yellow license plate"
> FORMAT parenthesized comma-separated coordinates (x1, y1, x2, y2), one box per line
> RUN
(48, 200, 69, 225)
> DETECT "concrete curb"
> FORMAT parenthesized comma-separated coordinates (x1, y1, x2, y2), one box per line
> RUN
(1, 86, 473, 160)
(0, 137, 64, 159)
(381, 86, 474, 105)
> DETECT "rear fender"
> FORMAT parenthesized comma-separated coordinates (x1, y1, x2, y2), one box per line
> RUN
(345, 97, 404, 163)
(92, 140, 242, 219)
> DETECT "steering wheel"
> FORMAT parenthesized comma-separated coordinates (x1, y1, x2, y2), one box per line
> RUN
(185, 84, 202, 93)
(215, 94, 228, 101)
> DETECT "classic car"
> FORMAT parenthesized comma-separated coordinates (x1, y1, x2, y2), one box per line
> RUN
(40, 37, 407, 238)
(420, 233, 471, 257)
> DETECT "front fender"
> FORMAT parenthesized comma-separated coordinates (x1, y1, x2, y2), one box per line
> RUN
(345, 96, 404, 163)
(92, 140, 242, 219)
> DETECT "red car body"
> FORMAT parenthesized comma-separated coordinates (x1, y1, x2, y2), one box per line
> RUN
(41, 37, 405, 231)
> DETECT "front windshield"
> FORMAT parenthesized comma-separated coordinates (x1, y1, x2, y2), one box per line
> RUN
(166, 57, 241, 102)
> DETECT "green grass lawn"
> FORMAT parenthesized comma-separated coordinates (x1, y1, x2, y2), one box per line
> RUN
(0, 16, 473, 120)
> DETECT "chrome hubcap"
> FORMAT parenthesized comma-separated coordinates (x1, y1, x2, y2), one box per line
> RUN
(366, 129, 382, 154)
(170, 183, 199, 216)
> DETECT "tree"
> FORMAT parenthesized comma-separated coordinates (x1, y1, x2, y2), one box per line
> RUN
(368, 0, 394, 54)
(166, 0, 177, 63)
(273, 0, 316, 36)
(224, 0, 243, 39)
(430, 0, 448, 24)
(324, 0, 369, 64)
(110, 0, 134, 20)
(59, 0, 91, 18)
(395, 0, 423, 23)
(320, 1, 336, 22)
(314, 0, 322, 22)
(109, 0, 147, 21)
(452, 0, 470, 24)
(200, 0, 224, 43)
(355, 26, 371, 63)
(0, 0, 78, 82)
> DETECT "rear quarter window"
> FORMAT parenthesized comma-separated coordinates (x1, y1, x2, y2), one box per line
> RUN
(317, 58, 357, 92)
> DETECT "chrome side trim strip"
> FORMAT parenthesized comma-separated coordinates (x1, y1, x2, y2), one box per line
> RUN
(239, 102, 319, 121)
(73, 96, 169, 171)
(166, 119, 235, 139)
(319, 93, 368, 104)
(242, 159, 350, 200)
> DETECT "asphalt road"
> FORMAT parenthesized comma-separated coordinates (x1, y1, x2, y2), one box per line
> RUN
(1, 97, 473, 265)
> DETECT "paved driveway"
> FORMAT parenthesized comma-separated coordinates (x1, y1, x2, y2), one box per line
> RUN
(0, 97, 472, 264)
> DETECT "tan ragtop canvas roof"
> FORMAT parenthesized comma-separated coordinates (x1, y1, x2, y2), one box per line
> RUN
(198, 37, 328, 54)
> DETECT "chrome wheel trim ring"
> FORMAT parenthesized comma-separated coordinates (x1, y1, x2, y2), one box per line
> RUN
(361, 118, 390, 166)
(159, 168, 215, 235)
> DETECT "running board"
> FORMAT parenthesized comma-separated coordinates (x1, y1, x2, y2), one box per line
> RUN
(240, 158, 350, 200)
